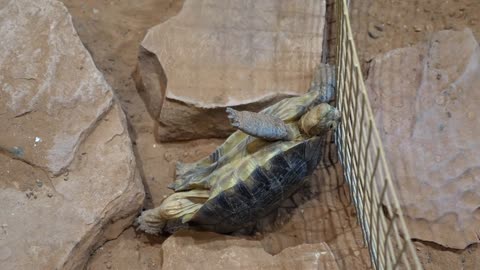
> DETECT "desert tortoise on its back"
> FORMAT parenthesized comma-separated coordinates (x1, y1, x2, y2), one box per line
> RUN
(172, 63, 337, 191)
(136, 64, 340, 234)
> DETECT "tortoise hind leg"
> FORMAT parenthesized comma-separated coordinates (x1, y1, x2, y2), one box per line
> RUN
(135, 190, 210, 234)
(135, 207, 167, 235)
(169, 163, 218, 191)
(226, 108, 294, 141)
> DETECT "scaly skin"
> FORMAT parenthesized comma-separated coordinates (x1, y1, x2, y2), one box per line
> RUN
(226, 108, 292, 141)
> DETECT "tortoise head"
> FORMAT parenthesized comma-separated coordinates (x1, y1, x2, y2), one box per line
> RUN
(299, 103, 341, 137)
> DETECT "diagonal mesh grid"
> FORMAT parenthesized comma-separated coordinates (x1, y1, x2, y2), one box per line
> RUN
(333, 0, 422, 269)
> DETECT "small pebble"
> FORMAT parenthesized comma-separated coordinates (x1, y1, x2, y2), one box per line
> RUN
(435, 95, 446, 106)
(367, 22, 383, 39)
(374, 24, 384, 32)
(444, 24, 454, 30)
(164, 152, 174, 162)
(26, 190, 38, 199)
(35, 179, 43, 188)
(438, 124, 445, 132)
(413, 25, 422, 32)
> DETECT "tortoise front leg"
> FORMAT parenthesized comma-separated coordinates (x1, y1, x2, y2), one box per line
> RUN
(226, 108, 295, 141)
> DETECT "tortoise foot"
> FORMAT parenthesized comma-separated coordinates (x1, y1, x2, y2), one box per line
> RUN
(135, 208, 167, 235)
(226, 107, 242, 128)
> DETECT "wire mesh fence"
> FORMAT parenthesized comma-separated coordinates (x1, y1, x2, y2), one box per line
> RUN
(333, 0, 422, 269)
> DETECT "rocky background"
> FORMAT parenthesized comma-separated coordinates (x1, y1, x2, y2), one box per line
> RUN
(0, 0, 479, 269)
(349, 0, 480, 269)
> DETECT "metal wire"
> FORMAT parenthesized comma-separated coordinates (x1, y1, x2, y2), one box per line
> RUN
(333, 0, 422, 269)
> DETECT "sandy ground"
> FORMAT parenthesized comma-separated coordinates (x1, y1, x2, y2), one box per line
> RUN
(59, 0, 479, 269)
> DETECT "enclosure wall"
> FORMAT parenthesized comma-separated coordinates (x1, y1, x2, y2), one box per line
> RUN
(334, 0, 422, 269)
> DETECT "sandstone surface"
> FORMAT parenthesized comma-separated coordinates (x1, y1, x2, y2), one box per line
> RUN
(162, 231, 339, 270)
(134, 0, 326, 141)
(0, 0, 144, 269)
(366, 28, 480, 249)
(86, 228, 163, 270)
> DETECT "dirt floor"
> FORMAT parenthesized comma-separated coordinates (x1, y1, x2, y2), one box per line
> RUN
(59, 0, 479, 269)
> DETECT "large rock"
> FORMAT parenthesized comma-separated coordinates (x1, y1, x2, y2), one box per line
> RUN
(162, 231, 339, 270)
(133, 0, 326, 141)
(0, 0, 144, 269)
(366, 28, 480, 249)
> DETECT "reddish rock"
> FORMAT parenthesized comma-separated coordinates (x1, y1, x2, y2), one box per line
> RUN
(161, 231, 339, 270)
(0, 0, 113, 175)
(0, 1, 144, 269)
(134, 0, 327, 141)
(366, 28, 480, 249)
(86, 228, 163, 270)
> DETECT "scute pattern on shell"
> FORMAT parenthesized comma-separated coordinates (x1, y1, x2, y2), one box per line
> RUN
(189, 136, 327, 233)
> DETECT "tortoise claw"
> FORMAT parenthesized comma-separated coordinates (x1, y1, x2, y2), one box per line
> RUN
(226, 107, 242, 128)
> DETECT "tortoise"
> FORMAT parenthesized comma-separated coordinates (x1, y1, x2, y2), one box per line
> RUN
(135, 64, 340, 234)
(171, 63, 337, 191)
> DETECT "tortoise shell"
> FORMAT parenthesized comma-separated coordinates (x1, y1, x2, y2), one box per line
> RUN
(187, 135, 326, 233)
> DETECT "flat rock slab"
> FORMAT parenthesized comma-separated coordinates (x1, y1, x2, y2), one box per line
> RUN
(134, 0, 326, 141)
(366, 28, 480, 249)
(162, 231, 339, 270)
(0, 0, 113, 175)
(0, 0, 144, 269)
